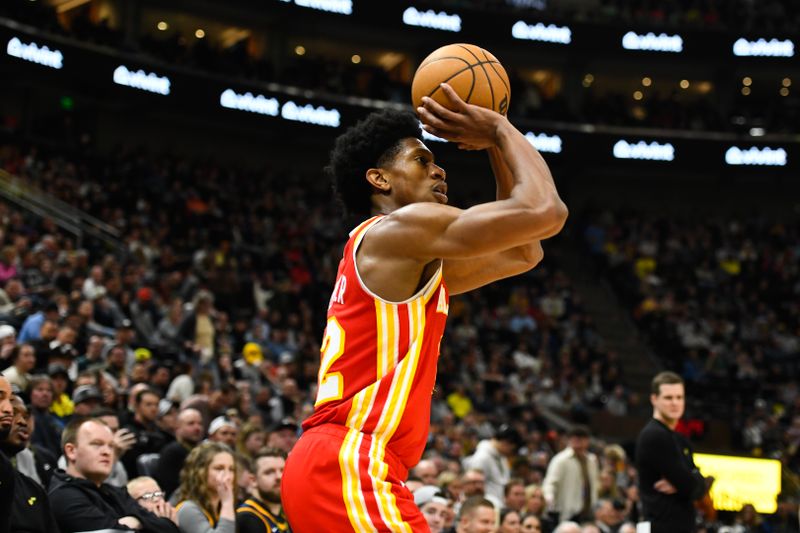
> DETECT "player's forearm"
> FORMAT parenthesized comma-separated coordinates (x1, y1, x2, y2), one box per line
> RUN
(492, 122, 567, 236)
(488, 146, 513, 200)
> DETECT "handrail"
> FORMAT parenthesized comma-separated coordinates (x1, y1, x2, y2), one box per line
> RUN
(0, 169, 124, 252)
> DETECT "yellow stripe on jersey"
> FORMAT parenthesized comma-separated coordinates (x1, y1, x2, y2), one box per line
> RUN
(364, 297, 426, 533)
(339, 428, 375, 533)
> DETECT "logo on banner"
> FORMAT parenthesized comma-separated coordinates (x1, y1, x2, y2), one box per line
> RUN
(733, 38, 794, 57)
(622, 31, 683, 52)
(113, 65, 170, 95)
(725, 146, 787, 166)
(403, 7, 462, 32)
(220, 89, 279, 116)
(525, 132, 562, 153)
(613, 140, 675, 161)
(6, 37, 63, 69)
(512, 21, 572, 44)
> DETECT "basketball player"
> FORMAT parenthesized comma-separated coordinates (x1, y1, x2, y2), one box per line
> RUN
(281, 83, 568, 532)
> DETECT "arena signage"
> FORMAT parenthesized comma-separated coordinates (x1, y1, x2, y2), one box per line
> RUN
(622, 31, 683, 52)
(733, 38, 794, 57)
(113, 65, 170, 95)
(402, 7, 462, 32)
(525, 132, 562, 153)
(220, 89, 279, 116)
(511, 21, 572, 44)
(694, 453, 781, 513)
(6, 36, 63, 69)
(613, 140, 674, 161)
(277, 0, 352, 15)
(724, 146, 787, 166)
(281, 101, 341, 127)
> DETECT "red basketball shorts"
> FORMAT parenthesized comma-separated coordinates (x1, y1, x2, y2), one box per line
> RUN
(282, 423, 430, 533)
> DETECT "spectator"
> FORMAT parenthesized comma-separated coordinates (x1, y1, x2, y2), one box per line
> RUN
(0, 394, 59, 533)
(414, 485, 451, 533)
(175, 442, 236, 533)
(1, 343, 36, 391)
(543, 426, 600, 523)
(505, 478, 527, 512)
(71, 385, 103, 417)
(179, 290, 217, 365)
(157, 408, 205, 499)
(499, 508, 523, 533)
(18, 301, 59, 345)
(235, 422, 266, 461)
(456, 496, 496, 533)
(461, 468, 487, 499)
(49, 417, 179, 532)
(28, 375, 61, 457)
(521, 514, 543, 533)
(463, 424, 522, 507)
(127, 476, 177, 523)
(265, 418, 297, 453)
(207, 416, 238, 449)
(593, 498, 623, 533)
(47, 363, 73, 423)
(1, 375, 16, 533)
(93, 408, 135, 488)
(236, 447, 291, 533)
(123, 387, 168, 477)
(411, 458, 439, 486)
(553, 522, 581, 533)
(8, 395, 57, 488)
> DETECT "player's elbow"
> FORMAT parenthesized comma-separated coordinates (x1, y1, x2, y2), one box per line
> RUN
(519, 241, 544, 269)
(546, 199, 569, 237)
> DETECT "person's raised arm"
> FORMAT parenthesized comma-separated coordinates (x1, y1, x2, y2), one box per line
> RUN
(388, 83, 567, 263)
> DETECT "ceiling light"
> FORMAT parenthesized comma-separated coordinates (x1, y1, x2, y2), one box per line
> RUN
(782, 78, 791, 87)
(157, 21, 168, 31)
(741, 86, 751, 96)
(633, 90, 643, 100)
(780, 87, 789, 96)
(295, 45, 306, 56)
(195, 29, 205, 39)
(351, 54, 361, 64)
(642, 77, 652, 87)
(679, 79, 689, 89)
(742, 77, 752, 86)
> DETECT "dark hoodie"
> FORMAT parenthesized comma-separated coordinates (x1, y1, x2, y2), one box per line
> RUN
(48, 469, 179, 533)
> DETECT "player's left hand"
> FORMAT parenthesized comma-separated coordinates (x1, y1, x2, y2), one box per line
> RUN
(417, 83, 507, 151)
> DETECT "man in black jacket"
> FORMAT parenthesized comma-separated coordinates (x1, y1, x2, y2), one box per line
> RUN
(122, 388, 168, 478)
(635, 372, 706, 533)
(1, 394, 59, 533)
(1, 376, 16, 533)
(48, 416, 179, 533)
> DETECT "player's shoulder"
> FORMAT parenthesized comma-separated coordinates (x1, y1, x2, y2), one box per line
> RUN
(370, 202, 459, 237)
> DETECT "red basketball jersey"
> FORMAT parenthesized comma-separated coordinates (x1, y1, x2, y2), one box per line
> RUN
(303, 215, 449, 469)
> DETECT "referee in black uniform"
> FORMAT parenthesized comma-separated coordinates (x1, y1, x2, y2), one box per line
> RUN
(636, 371, 706, 533)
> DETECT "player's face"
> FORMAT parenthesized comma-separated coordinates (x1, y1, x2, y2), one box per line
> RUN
(384, 138, 447, 206)
(651, 383, 685, 423)
(254, 456, 284, 503)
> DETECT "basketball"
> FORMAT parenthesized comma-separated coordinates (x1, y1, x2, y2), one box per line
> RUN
(412, 43, 510, 116)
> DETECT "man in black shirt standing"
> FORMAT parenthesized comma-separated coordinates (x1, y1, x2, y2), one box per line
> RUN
(635, 371, 706, 533)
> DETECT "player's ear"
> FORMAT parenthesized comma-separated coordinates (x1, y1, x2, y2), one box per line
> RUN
(366, 168, 390, 193)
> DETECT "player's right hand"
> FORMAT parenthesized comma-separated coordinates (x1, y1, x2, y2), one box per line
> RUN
(417, 83, 507, 151)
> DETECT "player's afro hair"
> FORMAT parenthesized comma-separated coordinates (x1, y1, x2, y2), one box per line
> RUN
(327, 109, 423, 217)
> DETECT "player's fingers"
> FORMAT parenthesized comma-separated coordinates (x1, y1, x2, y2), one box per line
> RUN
(420, 94, 462, 123)
(417, 107, 458, 136)
(438, 83, 469, 112)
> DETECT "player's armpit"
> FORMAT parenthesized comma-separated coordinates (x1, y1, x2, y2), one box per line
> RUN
(370, 199, 565, 263)
(444, 242, 543, 295)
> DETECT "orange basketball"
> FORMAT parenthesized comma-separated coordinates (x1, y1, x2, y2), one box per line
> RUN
(412, 43, 510, 116)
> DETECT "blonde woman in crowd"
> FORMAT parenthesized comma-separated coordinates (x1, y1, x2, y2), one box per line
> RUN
(175, 442, 236, 533)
